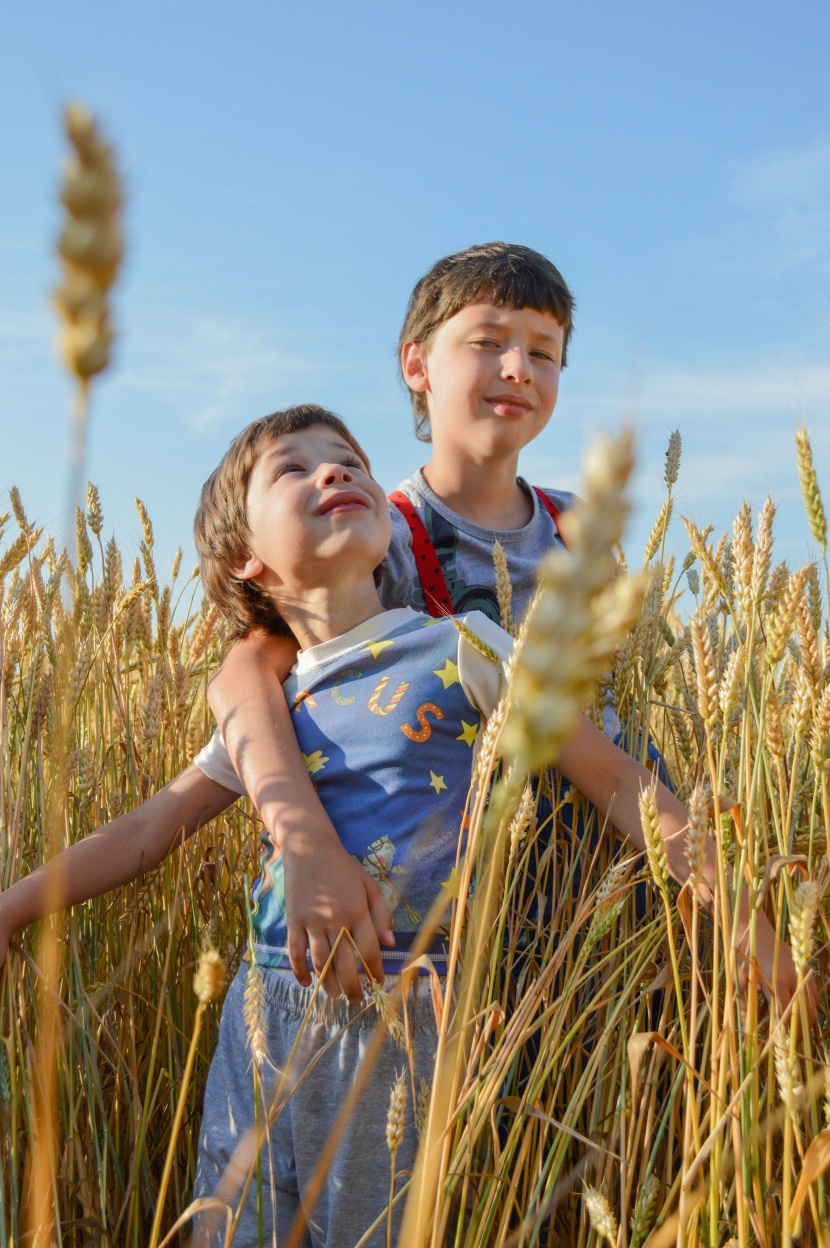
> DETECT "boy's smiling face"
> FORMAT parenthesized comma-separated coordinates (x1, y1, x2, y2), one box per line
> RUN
(234, 425, 390, 600)
(401, 302, 564, 461)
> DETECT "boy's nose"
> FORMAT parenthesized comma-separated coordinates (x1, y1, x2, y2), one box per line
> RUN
(321, 464, 353, 485)
(501, 347, 532, 383)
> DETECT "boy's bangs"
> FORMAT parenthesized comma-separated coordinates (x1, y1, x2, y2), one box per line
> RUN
(473, 269, 570, 323)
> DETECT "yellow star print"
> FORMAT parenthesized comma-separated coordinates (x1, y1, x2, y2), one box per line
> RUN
(302, 750, 329, 776)
(456, 720, 479, 746)
(429, 771, 447, 794)
(433, 659, 460, 689)
(364, 639, 394, 659)
(440, 866, 462, 899)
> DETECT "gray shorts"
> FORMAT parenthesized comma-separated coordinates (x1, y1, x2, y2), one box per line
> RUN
(192, 963, 439, 1248)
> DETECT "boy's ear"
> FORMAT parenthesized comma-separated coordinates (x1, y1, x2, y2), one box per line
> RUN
(231, 552, 264, 581)
(401, 340, 430, 393)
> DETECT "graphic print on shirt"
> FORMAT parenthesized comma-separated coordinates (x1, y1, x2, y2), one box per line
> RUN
(331, 668, 362, 705)
(356, 835, 419, 922)
(249, 615, 490, 969)
(401, 703, 444, 742)
(419, 505, 502, 621)
(368, 676, 410, 716)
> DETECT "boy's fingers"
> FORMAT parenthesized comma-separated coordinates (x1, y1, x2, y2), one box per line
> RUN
(307, 932, 342, 999)
(366, 883, 395, 947)
(352, 914, 385, 987)
(332, 940, 363, 1004)
(287, 924, 313, 987)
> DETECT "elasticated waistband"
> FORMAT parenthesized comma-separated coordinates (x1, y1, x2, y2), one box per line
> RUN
(238, 961, 442, 1031)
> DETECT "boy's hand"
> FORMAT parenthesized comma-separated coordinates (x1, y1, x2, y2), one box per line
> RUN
(741, 912, 819, 1031)
(282, 835, 395, 1003)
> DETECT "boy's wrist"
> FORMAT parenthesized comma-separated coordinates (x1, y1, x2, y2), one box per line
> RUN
(267, 811, 343, 858)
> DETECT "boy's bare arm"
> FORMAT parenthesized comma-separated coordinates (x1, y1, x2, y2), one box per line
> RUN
(208, 632, 395, 1002)
(0, 765, 237, 964)
(555, 717, 817, 1025)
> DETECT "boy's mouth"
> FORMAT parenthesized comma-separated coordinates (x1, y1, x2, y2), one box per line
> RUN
(486, 394, 534, 415)
(317, 491, 371, 516)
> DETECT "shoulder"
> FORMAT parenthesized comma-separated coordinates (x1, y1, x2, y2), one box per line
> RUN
(454, 610, 512, 717)
(458, 610, 513, 661)
(532, 486, 581, 513)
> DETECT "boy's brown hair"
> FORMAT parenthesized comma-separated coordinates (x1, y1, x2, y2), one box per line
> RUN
(194, 403, 374, 638)
(399, 241, 575, 441)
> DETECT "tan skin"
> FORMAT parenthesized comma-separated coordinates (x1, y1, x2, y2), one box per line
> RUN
(204, 307, 816, 1025)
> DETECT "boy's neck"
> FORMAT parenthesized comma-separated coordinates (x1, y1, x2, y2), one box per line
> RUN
(277, 582, 387, 652)
(421, 452, 532, 530)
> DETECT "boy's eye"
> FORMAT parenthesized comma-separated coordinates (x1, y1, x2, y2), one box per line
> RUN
(343, 456, 366, 471)
(274, 461, 306, 478)
(471, 338, 500, 349)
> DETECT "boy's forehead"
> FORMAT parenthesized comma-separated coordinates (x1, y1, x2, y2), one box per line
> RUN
(449, 300, 564, 339)
(259, 427, 355, 461)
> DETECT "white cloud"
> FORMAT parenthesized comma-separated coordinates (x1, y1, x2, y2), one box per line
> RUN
(635, 360, 830, 420)
(112, 315, 318, 431)
(565, 358, 830, 424)
(522, 354, 830, 563)
(728, 136, 830, 270)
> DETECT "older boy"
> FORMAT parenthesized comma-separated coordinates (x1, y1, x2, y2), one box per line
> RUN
(206, 243, 578, 1000)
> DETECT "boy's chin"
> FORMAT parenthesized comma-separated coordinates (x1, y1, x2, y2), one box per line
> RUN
(317, 535, 390, 572)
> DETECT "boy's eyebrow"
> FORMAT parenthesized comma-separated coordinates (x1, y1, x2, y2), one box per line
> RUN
(260, 438, 363, 465)
(474, 318, 561, 344)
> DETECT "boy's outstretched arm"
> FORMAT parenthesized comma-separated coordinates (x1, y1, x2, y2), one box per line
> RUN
(0, 765, 237, 966)
(555, 716, 818, 1027)
(207, 632, 395, 1003)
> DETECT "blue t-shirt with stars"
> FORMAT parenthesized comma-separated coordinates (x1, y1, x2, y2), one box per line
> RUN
(195, 607, 509, 972)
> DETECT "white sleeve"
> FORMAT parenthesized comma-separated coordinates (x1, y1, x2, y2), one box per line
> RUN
(193, 728, 249, 797)
(456, 610, 513, 718)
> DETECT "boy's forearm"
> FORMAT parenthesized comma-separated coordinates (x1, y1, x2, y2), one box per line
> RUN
(557, 719, 747, 918)
(557, 719, 719, 896)
(0, 766, 235, 941)
(206, 632, 395, 999)
(208, 632, 342, 850)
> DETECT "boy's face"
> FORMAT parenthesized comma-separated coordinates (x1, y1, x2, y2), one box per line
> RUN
(234, 426, 390, 597)
(402, 302, 564, 460)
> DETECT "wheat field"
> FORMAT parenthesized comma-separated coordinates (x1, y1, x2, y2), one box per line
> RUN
(1, 421, 828, 1245)
(1, 103, 828, 1248)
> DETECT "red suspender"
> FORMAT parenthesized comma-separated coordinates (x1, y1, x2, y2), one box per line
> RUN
(388, 487, 569, 619)
(387, 490, 454, 618)
(531, 487, 569, 549)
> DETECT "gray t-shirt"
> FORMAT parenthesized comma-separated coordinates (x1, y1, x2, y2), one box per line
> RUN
(380, 469, 575, 625)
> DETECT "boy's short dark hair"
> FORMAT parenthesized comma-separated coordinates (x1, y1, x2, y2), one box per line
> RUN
(399, 241, 575, 441)
(195, 403, 374, 639)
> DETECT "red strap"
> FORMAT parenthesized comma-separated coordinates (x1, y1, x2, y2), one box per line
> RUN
(388, 486, 569, 618)
(532, 487, 569, 550)
(388, 491, 454, 618)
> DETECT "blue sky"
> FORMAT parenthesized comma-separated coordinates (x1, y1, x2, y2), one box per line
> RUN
(2, 1, 829, 584)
